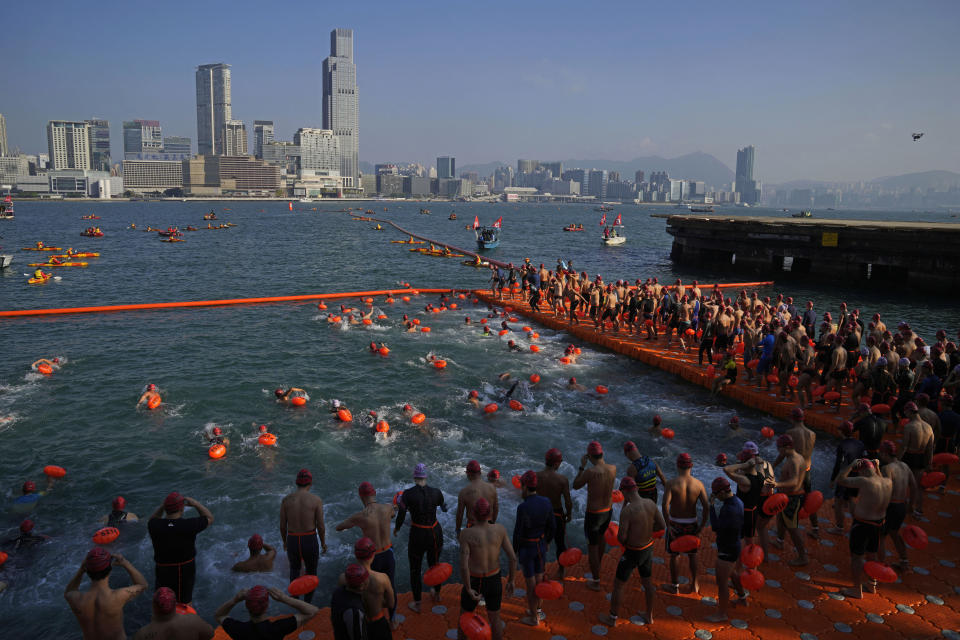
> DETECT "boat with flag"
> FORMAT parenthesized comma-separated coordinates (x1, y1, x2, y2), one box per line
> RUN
(1, 194, 13, 220)
(474, 215, 501, 249)
(601, 212, 625, 245)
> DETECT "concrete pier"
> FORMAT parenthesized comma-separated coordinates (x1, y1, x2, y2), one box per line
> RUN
(665, 214, 960, 290)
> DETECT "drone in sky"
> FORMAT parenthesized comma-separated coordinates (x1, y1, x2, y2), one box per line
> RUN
(912, 132, 924, 141)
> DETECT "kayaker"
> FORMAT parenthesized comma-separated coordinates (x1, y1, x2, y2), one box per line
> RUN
(33, 268, 46, 280)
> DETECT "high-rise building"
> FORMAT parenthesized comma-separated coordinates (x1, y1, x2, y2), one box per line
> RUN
(587, 169, 608, 199)
(47, 121, 91, 170)
(437, 156, 455, 179)
(223, 120, 248, 156)
(123, 120, 163, 158)
(493, 166, 514, 192)
(0, 113, 8, 156)
(735, 145, 761, 205)
(322, 28, 359, 185)
(635, 170, 645, 184)
(293, 128, 340, 173)
(163, 136, 191, 156)
(253, 121, 274, 159)
(84, 119, 111, 170)
(196, 63, 232, 156)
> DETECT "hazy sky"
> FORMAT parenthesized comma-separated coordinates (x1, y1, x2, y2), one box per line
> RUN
(4, 0, 958, 183)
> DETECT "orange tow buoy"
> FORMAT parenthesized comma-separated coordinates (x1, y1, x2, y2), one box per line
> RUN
(761, 426, 775, 438)
(0, 551, 7, 567)
(209, 444, 226, 459)
(337, 409, 353, 422)
(803, 490, 824, 515)
(559, 357, 570, 364)
(423, 562, 453, 586)
(376, 420, 390, 433)
(522, 326, 532, 332)
(411, 412, 426, 425)
(740, 543, 764, 568)
(386, 297, 394, 304)
(402, 296, 411, 302)
(611, 489, 624, 503)
(291, 396, 306, 406)
(498, 329, 508, 336)
(509, 399, 523, 411)
(378, 346, 390, 356)
(740, 568, 765, 590)
(318, 302, 327, 310)
(863, 561, 897, 583)
(420, 326, 431, 333)
(669, 534, 700, 553)
(530, 345, 540, 353)
(92, 527, 120, 545)
(534, 580, 564, 600)
(511, 475, 522, 488)
(932, 452, 959, 466)
(529, 374, 540, 384)
(147, 395, 162, 410)
(920, 471, 945, 488)
(595, 385, 608, 394)
(37, 363, 54, 375)
(258, 433, 277, 446)
(530, 332, 539, 339)
(362, 318, 372, 325)
(433, 359, 447, 369)
(43, 465, 67, 478)
(558, 548, 582, 567)
(604, 522, 622, 547)
(661, 428, 675, 439)
(288, 575, 320, 596)
(460, 612, 492, 640)
(762, 493, 788, 515)
(484, 403, 498, 414)
(902, 524, 928, 549)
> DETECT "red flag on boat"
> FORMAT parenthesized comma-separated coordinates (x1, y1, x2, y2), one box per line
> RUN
(599, 213, 606, 226)
(473, 215, 480, 229)
(492, 216, 502, 229)
(288, 202, 293, 211)
(613, 213, 622, 226)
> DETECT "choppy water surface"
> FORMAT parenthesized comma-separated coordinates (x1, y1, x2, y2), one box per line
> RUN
(1, 201, 957, 635)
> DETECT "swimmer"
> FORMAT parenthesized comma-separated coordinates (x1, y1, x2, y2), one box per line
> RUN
(835, 458, 892, 598)
(506, 339, 522, 352)
(131, 587, 213, 640)
(231, 534, 277, 573)
(2, 518, 50, 551)
(329, 399, 347, 414)
(711, 351, 738, 396)
(348, 314, 360, 325)
(877, 441, 918, 571)
(661, 453, 708, 594)
(538, 449, 573, 579)
(101, 496, 139, 527)
(136, 384, 161, 408)
(464, 316, 472, 324)
(466, 390, 480, 408)
(280, 469, 327, 604)
(481, 325, 491, 336)
(207, 426, 230, 448)
(327, 313, 340, 323)
(395, 463, 448, 611)
(275, 387, 307, 403)
(31, 358, 62, 372)
(486, 469, 504, 488)
(567, 377, 586, 391)
(727, 415, 741, 432)
(215, 585, 319, 637)
(573, 441, 617, 591)
(769, 435, 808, 566)
(64, 548, 148, 640)
(705, 477, 746, 622)
(337, 538, 396, 635)
(456, 461, 499, 535)
(457, 499, 517, 640)
(406, 321, 418, 333)
(513, 470, 555, 626)
(648, 414, 663, 436)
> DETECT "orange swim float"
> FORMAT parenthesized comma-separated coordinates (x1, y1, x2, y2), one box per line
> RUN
(484, 403, 498, 414)
(291, 396, 307, 406)
(669, 534, 700, 553)
(37, 363, 54, 375)
(595, 385, 608, 394)
(258, 432, 277, 446)
(460, 612, 492, 640)
(511, 475, 522, 488)
(362, 318, 372, 325)
(611, 489, 624, 503)
(535, 580, 564, 600)
(209, 444, 226, 459)
(411, 412, 426, 425)
(740, 568, 765, 590)
(530, 332, 539, 339)
(529, 374, 540, 384)
(740, 543, 764, 568)
(378, 346, 390, 356)
(423, 562, 453, 587)
(920, 471, 945, 488)
(661, 428, 675, 439)
(92, 527, 120, 545)
(761, 426, 775, 438)
(864, 561, 897, 583)
(375, 420, 390, 433)
(530, 345, 540, 353)
(498, 329, 508, 336)
(433, 359, 447, 369)
(337, 409, 353, 422)
(0, 551, 7, 567)
(803, 490, 824, 515)
(871, 403, 891, 414)
(288, 574, 319, 596)
(604, 522, 622, 547)
(508, 399, 523, 411)
(932, 452, 959, 466)
(44, 465, 67, 478)
(762, 493, 788, 515)
(558, 548, 582, 567)
(559, 357, 570, 364)
(147, 395, 162, 410)
(902, 524, 928, 549)
(420, 327, 431, 333)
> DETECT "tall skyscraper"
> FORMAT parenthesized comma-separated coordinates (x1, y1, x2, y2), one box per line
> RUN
(47, 121, 91, 170)
(85, 119, 111, 170)
(437, 156, 455, 179)
(196, 63, 232, 156)
(163, 136, 191, 156)
(322, 28, 359, 184)
(223, 120, 248, 156)
(735, 145, 761, 205)
(0, 114, 8, 156)
(123, 120, 163, 158)
(294, 128, 340, 173)
(588, 169, 608, 200)
(253, 121, 274, 158)
(634, 170, 645, 184)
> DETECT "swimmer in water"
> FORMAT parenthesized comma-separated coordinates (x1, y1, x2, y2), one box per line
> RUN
(486, 469, 504, 488)
(136, 384, 161, 408)
(101, 496, 139, 527)
(347, 314, 360, 325)
(275, 388, 306, 403)
(506, 340, 522, 352)
(567, 377, 587, 391)
(727, 415, 741, 432)
(31, 357, 61, 371)
(464, 316, 472, 324)
(481, 325, 491, 336)
(207, 426, 230, 448)
(648, 415, 663, 436)
(329, 399, 348, 414)
(467, 390, 480, 407)
(231, 534, 277, 573)
(2, 518, 51, 551)
(405, 321, 418, 333)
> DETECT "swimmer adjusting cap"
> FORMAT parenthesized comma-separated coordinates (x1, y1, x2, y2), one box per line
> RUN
(248, 534, 263, 552)
(85, 547, 112, 573)
(245, 585, 269, 615)
(466, 460, 482, 474)
(154, 587, 176, 615)
(296, 469, 312, 486)
(587, 441, 603, 456)
(474, 498, 491, 519)
(790, 407, 804, 421)
(163, 492, 184, 513)
(545, 448, 563, 464)
(345, 563, 369, 588)
(22, 481, 35, 494)
(354, 537, 376, 560)
(676, 453, 693, 469)
(358, 482, 376, 497)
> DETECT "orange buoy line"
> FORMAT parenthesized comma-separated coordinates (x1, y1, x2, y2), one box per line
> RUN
(0, 288, 466, 318)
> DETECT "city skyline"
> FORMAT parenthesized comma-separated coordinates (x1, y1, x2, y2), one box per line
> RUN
(2, 0, 958, 183)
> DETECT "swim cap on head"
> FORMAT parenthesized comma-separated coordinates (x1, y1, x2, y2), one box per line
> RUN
(148, 384, 156, 391)
(855, 402, 871, 414)
(112, 496, 126, 510)
(354, 537, 377, 560)
(877, 356, 888, 366)
(333, 399, 341, 408)
(916, 392, 930, 403)
(468, 390, 479, 398)
(904, 402, 919, 413)
(521, 470, 538, 489)
(711, 477, 731, 494)
(474, 498, 491, 520)
(620, 476, 637, 491)
(345, 563, 369, 588)
(791, 407, 804, 421)
(569, 377, 577, 384)
(466, 460, 482, 474)
(487, 469, 500, 481)
(275, 389, 284, 398)
(743, 441, 759, 455)
(22, 481, 35, 494)
(358, 482, 376, 497)
(653, 415, 662, 426)
(20, 519, 34, 533)
(545, 448, 563, 465)
(623, 441, 638, 453)
(403, 403, 413, 411)
(880, 440, 898, 456)
(83, 546, 112, 576)
(508, 340, 515, 346)
(154, 587, 176, 615)
(259, 424, 267, 433)
(860, 346, 869, 356)
(413, 463, 428, 479)
(248, 534, 263, 552)
(245, 585, 269, 616)
(587, 441, 603, 456)
(776, 434, 794, 448)
(163, 492, 184, 514)
(840, 421, 855, 436)
(676, 453, 693, 469)
(737, 449, 752, 463)
(899, 357, 910, 367)
(213, 427, 222, 436)
(729, 416, 740, 424)
(295, 469, 312, 486)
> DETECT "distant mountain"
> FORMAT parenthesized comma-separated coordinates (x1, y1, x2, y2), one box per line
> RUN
(872, 170, 960, 191)
(560, 152, 735, 189)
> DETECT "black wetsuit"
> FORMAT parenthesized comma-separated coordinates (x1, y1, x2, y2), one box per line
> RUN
(831, 437, 865, 500)
(107, 510, 129, 528)
(710, 496, 744, 563)
(148, 516, 208, 604)
(330, 586, 367, 640)
(855, 415, 884, 455)
(735, 472, 764, 539)
(396, 484, 446, 603)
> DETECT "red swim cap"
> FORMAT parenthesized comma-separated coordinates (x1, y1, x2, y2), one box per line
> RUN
(275, 389, 285, 398)
(296, 469, 312, 486)
(148, 384, 156, 391)
(521, 470, 538, 489)
(840, 421, 855, 436)
(85, 547, 112, 573)
(545, 448, 563, 465)
(487, 469, 500, 480)
(154, 587, 176, 615)
(776, 434, 794, 448)
(20, 519, 34, 533)
(259, 424, 267, 432)
(466, 460, 482, 474)
(711, 477, 731, 494)
(248, 534, 263, 552)
(112, 496, 126, 510)
(163, 492, 184, 514)
(354, 537, 376, 560)
(213, 427, 222, 436)
(469, 390, 479, 398)
(569, 377, 577, 384)
(676, 453, 693, 469)
(620, 476, 637, 491)
(474, 498, 491, 520)
(880, 440, 898, 456)
(345, 563, 369, 588)
(587, 441, 603, 456)
(623, 441, 638, 454)
(790, 407, 804, 421)
(358, 481, 376, 497)
(653, 415, 662, 426)
(245, 585, 269, 616)
(22, 481, 35, 494)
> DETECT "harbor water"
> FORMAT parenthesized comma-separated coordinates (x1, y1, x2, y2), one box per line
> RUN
(1, 200, 957, 635)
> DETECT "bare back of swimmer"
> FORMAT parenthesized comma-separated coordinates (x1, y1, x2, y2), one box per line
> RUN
(456, 461, 498, 535)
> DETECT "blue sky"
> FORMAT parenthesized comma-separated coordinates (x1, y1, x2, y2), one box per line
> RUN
(4, 0, 958, 182)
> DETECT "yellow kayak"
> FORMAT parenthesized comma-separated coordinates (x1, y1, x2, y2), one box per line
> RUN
(28, 262, 88, 267)
(22, 247, 62, 251)
(413, 248, 465, 258)
(50, 252, 100, 259)
(391, 239, 424, 244)
(28, 274, 51, 284)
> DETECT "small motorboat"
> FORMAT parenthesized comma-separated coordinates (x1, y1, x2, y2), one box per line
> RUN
(203, 212, 217, 220)
(601, 225, 625, 246)
(81, 215, 101, 220)
(81, 229, 104, 237)
(791, 210, 812, 218)
(419, 208, 431, 215)
(448, 213, 457, 220)
(562, 224, 584, 232)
